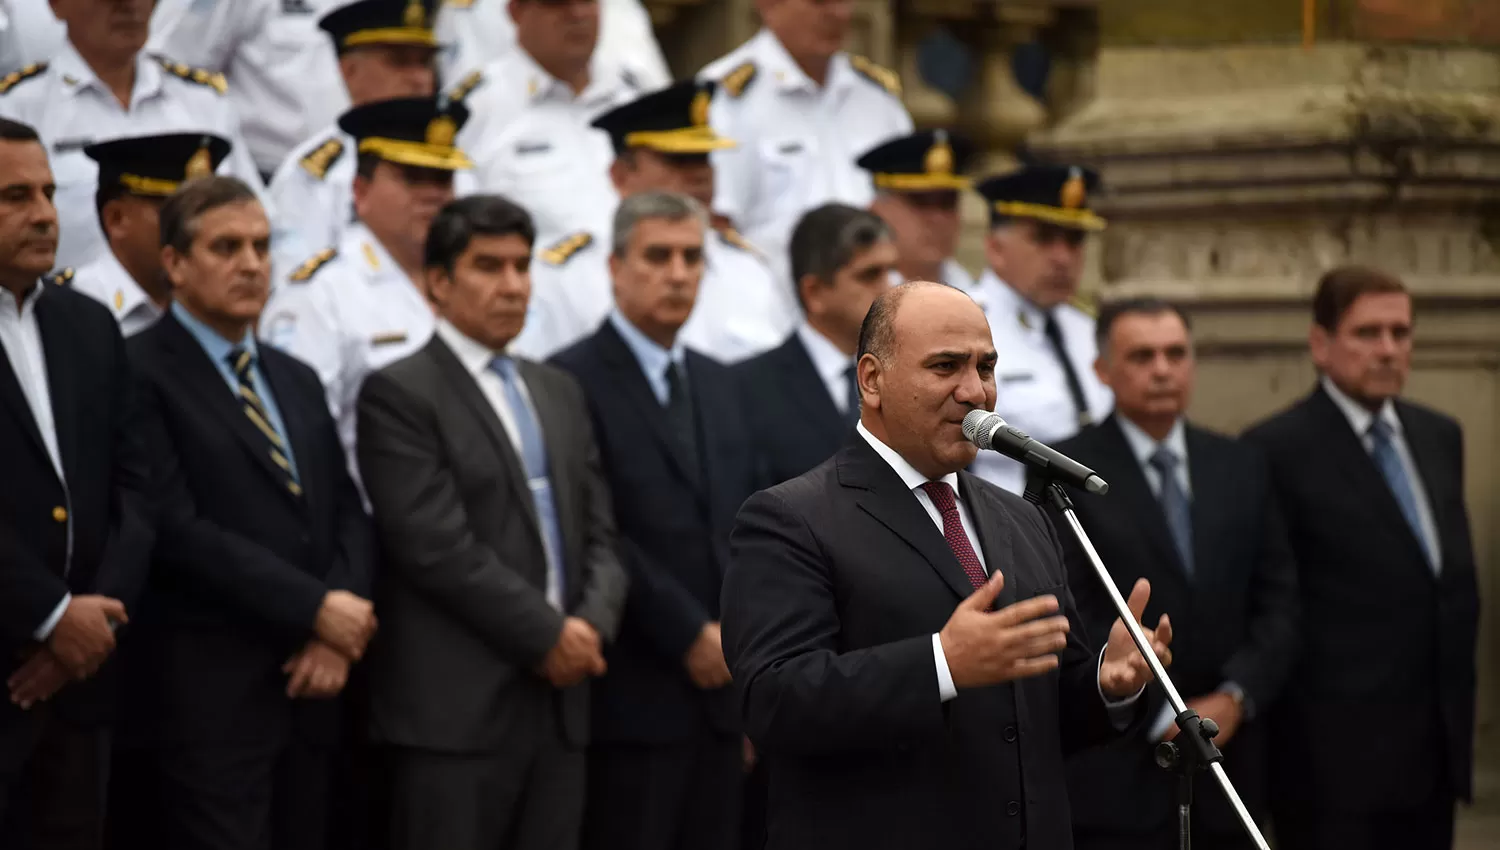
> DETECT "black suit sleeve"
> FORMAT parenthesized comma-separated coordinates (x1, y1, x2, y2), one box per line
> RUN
(140, 371, 327, 642)
(1221, 464, 1300, 712)
(90, 321, 156, 610)
(0, 522, 69, 644)
(563, 379, 627, 641)
(306, 368, 375, 599)
(723, 489, 945, 754)
(356, 369, 565, 667)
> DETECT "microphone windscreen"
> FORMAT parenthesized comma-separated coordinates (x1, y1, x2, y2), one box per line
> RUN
(962, 409, 1003, 450)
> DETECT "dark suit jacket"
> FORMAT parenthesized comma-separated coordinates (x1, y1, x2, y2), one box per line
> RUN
(0, 284, 153, 759)
(550, 321, 760, 744)
(1242, 386, 1478, 813)
(734, 331, 852, 485)
(356, 335, 626, 753)
(119, 312, 374, 748)
(1033, 415, 1299, 835)
(723, 434, 1132, 850)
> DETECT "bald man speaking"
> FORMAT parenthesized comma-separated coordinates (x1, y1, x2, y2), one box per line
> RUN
(722, 282, 1174, 850)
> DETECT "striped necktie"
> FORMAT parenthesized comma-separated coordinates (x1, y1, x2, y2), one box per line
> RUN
(228, 348, 301, 498)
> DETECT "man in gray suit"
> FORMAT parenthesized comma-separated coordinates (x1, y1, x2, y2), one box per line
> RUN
(356, 195, 628, 850)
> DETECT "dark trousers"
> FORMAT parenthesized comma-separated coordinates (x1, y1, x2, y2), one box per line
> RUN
(0, 708, 107, 850)
(1075, 823, 1261, 850)
(1274, 800, 1456, 850)
(106, 737, 330, 850)
(583, 735, 742, 850)
(386, 717, 584, 850)
(740, 758, 768, 850)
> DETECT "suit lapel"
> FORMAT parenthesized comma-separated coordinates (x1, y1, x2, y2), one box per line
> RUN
(778, 336, 848, 446)
(33, 295, 80, 489)
(1394, 401, 1448, 567)
(1184, 426, 1231, 582)
(1095, 417, 1190, 581)
(595, 323, 700, 491)
(0, 305, 52, 471)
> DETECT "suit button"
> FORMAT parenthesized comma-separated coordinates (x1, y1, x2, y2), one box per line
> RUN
(1004, 725, 1018, 742)
(1006, 801, 1021, 816)
(51, 506, 67, 523)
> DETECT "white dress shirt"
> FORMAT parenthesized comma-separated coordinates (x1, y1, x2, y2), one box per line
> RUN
(795, 320, 855, 414)
(434, 320, 562, 609)
(69, 249, 163, 337)
(0, 282, 71, 638)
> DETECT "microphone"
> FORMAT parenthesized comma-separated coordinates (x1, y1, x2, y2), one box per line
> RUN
(962, 409, 1110, 496)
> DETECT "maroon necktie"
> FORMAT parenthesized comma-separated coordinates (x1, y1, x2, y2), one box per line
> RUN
(921, 481, 987, 589)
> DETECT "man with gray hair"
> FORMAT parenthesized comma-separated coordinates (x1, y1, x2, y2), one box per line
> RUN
(550, 190, 763, 850)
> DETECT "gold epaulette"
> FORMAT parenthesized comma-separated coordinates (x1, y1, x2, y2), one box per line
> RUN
(1068, 292, 1099, 319)
(153, 56, 228, 95)
(299, 137, 345, 180)
(289, 248, 338, 283)
(0, 63, 46, 96)
(444, 0, 475, 7)
(720, 61, 757, 99)
(447, 70, 484, 103)
(44, 267, 74, 287)
(849, 55, 901, 97)
(540, 232, 593, 266)
(717, 227, 757, 255)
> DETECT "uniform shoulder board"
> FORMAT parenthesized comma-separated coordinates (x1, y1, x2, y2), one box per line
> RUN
(1068, 293, 1099, 319)
(43, 267, 74, 287)
(717, 227, 757, 255)
(0, 63, 48, 96)
(152, 56, 228, 95)
(446, 70, 484, 103)
(720, 61, 757, 99)
(540, 232, 594, 266)
(849, 55, 901, 97)
(288, 248, 339, 283)
(299, 137, 345, 180)
(444, 0, 476, 7)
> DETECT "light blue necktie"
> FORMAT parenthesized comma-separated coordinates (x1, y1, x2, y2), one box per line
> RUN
(1149, 447, 1194, 577)
(1368, 418, 1435, 570)
(489, 356, 566, 601)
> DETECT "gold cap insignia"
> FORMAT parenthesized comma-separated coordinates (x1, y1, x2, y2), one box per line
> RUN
(403, 0, 426, 29)
(185, 142, 213, 179)
(1060, 166, 1087, 210)
(690, 89, 711, 128)
(425, 114, 457, 148)
(924, 129, 954, 177)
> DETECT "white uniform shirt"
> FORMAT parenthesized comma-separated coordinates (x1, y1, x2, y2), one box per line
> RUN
(260, 223, 435, 469)
(434, 0, 669, 94)
(147, 0, 351, 174)
(68, 250, 164, 337)
(0, 42, 272, 272)
(0, 0, 65, 75)
(266, 123, 356, 273)
(453, 47, 640, 243)
(970, 269, 1113, 495)
(699, 29, 912, 286)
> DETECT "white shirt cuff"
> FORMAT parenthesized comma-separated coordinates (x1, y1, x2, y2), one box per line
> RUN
(932, 633, 957, 702)
(33, 593, 70, 641)
(1149, 702, 1175, 741)
(1097, 645, 1144, 730)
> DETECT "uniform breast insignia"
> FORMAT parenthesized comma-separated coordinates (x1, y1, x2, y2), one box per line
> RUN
(299, 137, 346, 180)
(849, 56, 902, 98)
(0, 63, 47, 96)
(446, 70, 484, 104)
(1017, 310, 1033, 331)
(371, 331, 409, 346)
(540, 232, 594, 266)
(717, 227, 759, 256)
(43, 267, 74, 287)
(288, 248, 338, 283)
(152, 56, 228, 95)
(720, 62, 757, 99)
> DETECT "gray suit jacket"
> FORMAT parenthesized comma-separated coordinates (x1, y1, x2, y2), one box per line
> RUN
(356, 335, 627, 752)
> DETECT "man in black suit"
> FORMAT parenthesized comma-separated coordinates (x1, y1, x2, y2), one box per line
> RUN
(1033, 298, 1299, 850)
(722, 281, 1174, 850)
(110, 175, 378, 850)
(0, 118, 153, 850)
(1243, 266, 1479, 850)
(356, 195, 627, 850)
(551, 190, 763, 850)
(736, 203, 897, 486)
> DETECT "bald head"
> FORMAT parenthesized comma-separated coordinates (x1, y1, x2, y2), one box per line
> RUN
(857, 280, 981, 364)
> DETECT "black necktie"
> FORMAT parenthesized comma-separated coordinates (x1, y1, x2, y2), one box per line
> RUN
(843, 363, 860, 425)
(1042, 312, 1092, 428)
(664, 360, 701, 484)
(228, 348, 301, 498)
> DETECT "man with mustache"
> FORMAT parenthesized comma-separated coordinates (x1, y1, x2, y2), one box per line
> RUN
(107, 174, 376, 850)
(0, 0, 269, 272)
(0, 116, 153, 850)
(67, 133, 232, 337)
(261, 96, 470, 480)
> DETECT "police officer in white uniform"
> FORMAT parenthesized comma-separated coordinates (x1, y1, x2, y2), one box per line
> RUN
(434, 0, 669, 94)
(0, 0, 65, 76)
(970, 164, 1114, 495)
(69, 132, 232, 337)
(146, 0, 352, 180)
(0, 0, 268, 273)
(512, 79, 796, 363)
(266, 0, 439, 274)
(261, 96, 468, 471)
(698, 0, 912, 290)
(450, 0, 641, 243)
(857, 128, 977, 294)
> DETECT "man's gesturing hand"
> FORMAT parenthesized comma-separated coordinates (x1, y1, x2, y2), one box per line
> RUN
(48, 595, 127, 679)
(1099, 579, 1174, 699)
(314, 590, 377, 661)
(684, 622, 731, 690)
(938, 572, 1073, 690)
(539, 616, 606, 688)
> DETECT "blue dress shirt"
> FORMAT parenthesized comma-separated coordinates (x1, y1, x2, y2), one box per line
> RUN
(608, 309, 687, 406)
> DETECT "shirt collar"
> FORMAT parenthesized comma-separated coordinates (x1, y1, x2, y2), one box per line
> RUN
(1321, 374, 1401, 439)
(172, 301, 256, 365)
(753, 28, 853, 95)
(91, 251, 159, 321)
(1, 279, 46, 316)
(795, 320, 852, 384)
(856, 420, 962, 496)
(515, 46, 632, 107)
(435, 318, 499, 377)
(1115, 414, 1188, 469)
(345, 223, 402, 284)
(54, 41, 163, 101)
(609, 309, 683, 380)
(981, 268, 1047, 338)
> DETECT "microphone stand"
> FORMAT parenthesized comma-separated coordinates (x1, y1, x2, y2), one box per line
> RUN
(1022, 477, 1270, 850)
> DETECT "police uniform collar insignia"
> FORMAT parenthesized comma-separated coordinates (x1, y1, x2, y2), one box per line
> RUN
(363, 242, 381, 270)
(113, 289, 124, 311)
(1017, 310, 1033, 331)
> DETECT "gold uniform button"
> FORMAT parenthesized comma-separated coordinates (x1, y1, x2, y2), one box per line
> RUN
(51, 506, 67, 523)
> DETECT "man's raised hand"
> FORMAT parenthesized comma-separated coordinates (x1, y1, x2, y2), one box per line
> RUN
(938, 571, 1073, 690)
